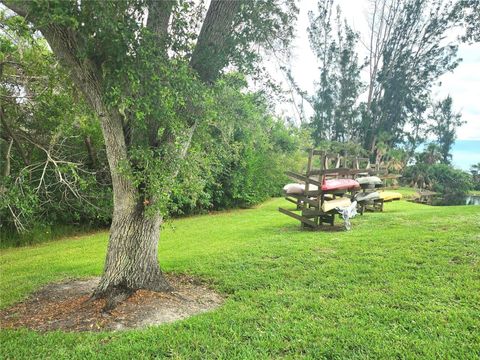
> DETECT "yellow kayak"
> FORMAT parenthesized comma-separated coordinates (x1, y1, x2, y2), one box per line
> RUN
(378, 191, 402, 201)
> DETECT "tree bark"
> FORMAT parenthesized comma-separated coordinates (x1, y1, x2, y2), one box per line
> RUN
(147, 0, 174, 47)
(93, 204, 171, 309)
(83, 135, 98, 169)
(190, 0, 240, 83)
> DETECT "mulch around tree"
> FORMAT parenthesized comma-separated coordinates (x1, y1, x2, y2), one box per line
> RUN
(0, 274, 223, 332)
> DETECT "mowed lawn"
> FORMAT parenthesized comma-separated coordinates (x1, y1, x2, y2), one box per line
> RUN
(1, 196, 479, 359)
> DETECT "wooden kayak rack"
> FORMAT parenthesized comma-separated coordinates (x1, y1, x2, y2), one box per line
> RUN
(279, 150, 403, 229)
(279, 150, 365, 230)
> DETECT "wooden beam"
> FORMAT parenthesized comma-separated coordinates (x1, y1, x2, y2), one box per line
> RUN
(302, 208, 328, 217)
(278, 208, 319, 228)
(309, 168, 365, 176)
(380, 174, 402, 179)
(285, 171, 322, 187)
(302, 208, 323, 218)
(284, 194, 319, 207)
(312, 150, 338, 157)
(303, 208, 339, 217)
(284, 197, 299, 205)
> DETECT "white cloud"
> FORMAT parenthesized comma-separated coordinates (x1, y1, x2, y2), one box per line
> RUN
(435, 43, 480, 140)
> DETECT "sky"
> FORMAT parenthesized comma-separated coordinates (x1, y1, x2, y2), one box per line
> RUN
(284, 0, 480, 142)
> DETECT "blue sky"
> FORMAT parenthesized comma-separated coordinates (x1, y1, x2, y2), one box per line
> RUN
(451, 140, 480, 170)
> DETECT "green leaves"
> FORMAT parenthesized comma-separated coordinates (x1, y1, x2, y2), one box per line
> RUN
(403, 162, 473, 205)
(0, 14, 110, 235)
(428, 96, 464, 163)
(307, 0, 363, 144)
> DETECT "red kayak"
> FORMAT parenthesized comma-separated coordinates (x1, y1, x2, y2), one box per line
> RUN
(321, 179, 360, 191)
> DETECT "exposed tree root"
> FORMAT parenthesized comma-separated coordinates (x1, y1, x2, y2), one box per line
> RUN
(92, 277, 173, 311)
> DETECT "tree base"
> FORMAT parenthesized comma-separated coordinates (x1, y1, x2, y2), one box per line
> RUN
(0, 275, 223, 332)
(92, 208, 173, 310)
(92, 273, 173, 311)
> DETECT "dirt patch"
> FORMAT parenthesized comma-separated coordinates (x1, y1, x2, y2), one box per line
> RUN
(0, 274, 223, 332)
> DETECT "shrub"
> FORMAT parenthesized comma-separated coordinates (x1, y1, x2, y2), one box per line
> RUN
(402, 163, 473, 205)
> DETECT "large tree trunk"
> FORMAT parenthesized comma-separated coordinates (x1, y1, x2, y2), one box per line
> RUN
(85, 94, 172, 306)
(94, 104, 171, 305)
(89, 107, 172, 307)
(91, 112, 172, 307)
(93, 204, 171, 309)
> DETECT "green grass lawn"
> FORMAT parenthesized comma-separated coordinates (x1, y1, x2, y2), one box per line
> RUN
(1, 198, 479, 359)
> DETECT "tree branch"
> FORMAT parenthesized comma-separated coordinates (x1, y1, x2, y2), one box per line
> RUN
(2, 138, 13, 177)
(2, 1, 29, 18)
(147, 0, 174, 49)
(190, 0, 241, 83)
(0, 110, 30, 166)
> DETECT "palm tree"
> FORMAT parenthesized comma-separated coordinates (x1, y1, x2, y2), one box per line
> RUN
(417, 143, 442, 165)
(470, 162, 480, 175)
(471, 163, 480, 187)
(386, 149, 408, 172)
